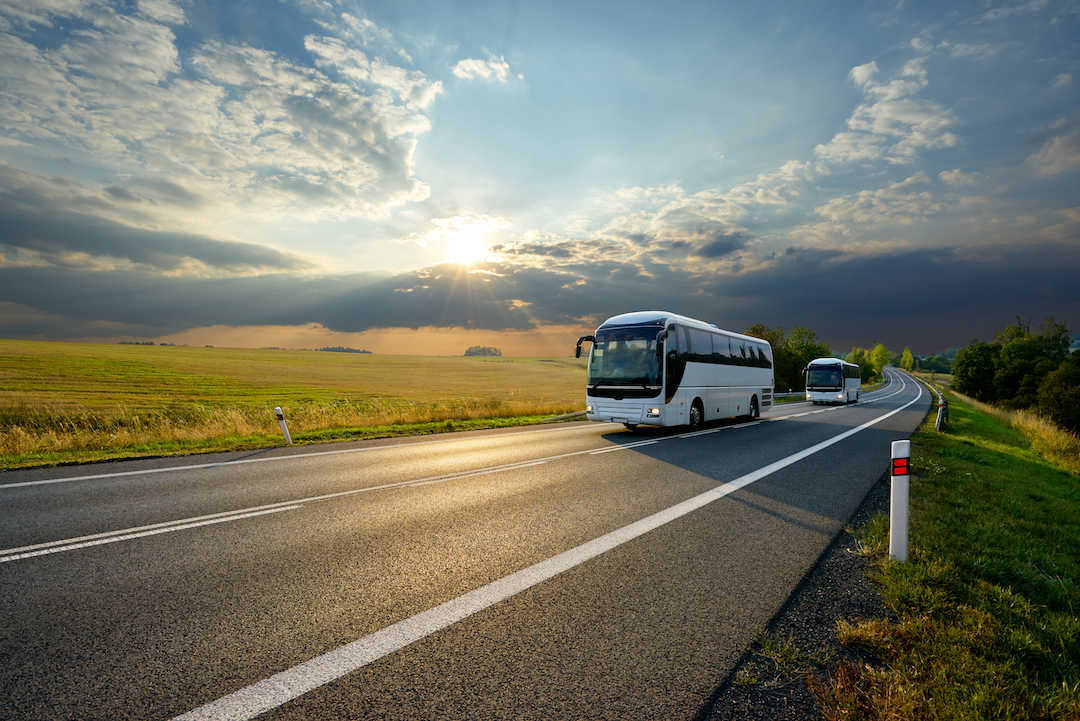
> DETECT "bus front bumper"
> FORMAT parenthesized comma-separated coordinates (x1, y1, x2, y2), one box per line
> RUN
(586, 402, 664, 425)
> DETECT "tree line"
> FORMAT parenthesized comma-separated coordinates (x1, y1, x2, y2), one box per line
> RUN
(953, 317, 1079, 432)
(743, 324, 892, 392)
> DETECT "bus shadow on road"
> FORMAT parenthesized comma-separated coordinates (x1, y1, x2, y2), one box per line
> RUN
(596, 403, 924, 529)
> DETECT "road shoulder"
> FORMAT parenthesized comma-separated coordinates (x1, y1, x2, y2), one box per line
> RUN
(697, 471, 895, 721)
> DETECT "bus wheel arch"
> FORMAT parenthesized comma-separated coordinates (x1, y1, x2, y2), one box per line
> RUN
(749, 395, 759, 419)
(689, 398, 704, 429)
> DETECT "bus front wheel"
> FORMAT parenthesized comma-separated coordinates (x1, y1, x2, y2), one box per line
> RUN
(689, 400, 704, 429)
(748, 396, 759, 419)
(623, 423, 638, 432)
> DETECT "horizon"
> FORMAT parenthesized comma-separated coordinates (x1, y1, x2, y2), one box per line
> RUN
(0, 1, 1077, 353)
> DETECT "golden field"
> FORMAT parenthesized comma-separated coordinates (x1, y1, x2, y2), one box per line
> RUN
(0, 339, 587, 469)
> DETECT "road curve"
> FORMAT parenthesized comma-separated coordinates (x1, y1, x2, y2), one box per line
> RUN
(0, 369, 928, 720)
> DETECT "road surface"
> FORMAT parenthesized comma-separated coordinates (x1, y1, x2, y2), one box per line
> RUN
(0, 368, 928, 720)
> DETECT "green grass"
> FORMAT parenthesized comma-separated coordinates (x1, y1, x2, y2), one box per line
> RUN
(815, 389, 1080, 721)
(0, 339, 587, 469)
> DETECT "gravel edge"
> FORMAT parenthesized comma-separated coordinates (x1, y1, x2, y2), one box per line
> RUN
(694, 471, 897, 721)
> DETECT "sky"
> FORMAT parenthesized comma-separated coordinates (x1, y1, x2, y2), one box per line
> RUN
(0, 0, 1078, 355)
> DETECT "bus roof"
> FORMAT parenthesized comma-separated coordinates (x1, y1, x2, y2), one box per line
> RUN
(807, 356, 857, 367)
(596, 311, 771, 347)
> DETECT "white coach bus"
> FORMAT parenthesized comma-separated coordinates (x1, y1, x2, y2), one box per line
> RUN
(804, 357, 861, 404)
(575, 311, 774, 430)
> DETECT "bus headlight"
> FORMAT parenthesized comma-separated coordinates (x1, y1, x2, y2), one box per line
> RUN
(586, 404, 593, 412)
(647, 407, 661, 417)
(837, 393, 844, 399)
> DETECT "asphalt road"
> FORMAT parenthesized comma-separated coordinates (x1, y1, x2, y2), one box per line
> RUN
(0, 368, 928, 720)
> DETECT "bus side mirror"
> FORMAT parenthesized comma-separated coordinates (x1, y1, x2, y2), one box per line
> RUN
(575, 335, 595, 358)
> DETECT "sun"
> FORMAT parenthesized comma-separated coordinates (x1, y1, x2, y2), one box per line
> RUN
(443, 229, 490, 266)
(438, 216, 501, 266)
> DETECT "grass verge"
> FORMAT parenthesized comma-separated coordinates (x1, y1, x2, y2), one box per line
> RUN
(0, 413, 574, 470)
(813, 387, 1080, 720)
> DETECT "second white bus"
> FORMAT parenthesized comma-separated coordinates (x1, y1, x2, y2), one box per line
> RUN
(576, 311, 774, 430)
(805, 357, 861, 404)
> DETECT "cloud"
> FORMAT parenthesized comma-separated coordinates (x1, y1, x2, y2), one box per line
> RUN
(813, 173, 943, 227)
(0, 166, 311, 273)
(938, 169, 981, 186)
(978, 0, 1048, 23)
(1028, 130, 1080, 176)
(814, 131, 885, 164)
(1, 242, 1077, 352)
(1053, 73, 1072, 88)
(0, 2, 438, 221)
(816, 57, 957, 169)
(451, 55, 515, 82)
(849, 61, 878, 87)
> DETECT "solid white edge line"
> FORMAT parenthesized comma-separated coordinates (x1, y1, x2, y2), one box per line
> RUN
(169, 373, 924, 721)
(0, 506, 301, 564)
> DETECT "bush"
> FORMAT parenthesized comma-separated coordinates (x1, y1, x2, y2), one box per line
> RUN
(1037, 353, 1080, 433)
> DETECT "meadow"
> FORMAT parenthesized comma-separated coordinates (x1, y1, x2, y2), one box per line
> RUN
(0, 340, 587, 469)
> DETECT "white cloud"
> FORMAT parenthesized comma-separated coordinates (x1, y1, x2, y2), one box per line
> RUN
(137, 0, 185, 25)
(1053, 73, 1072, 88)
(815, 131, 885, 163)
(0, 3, 440, 221)
(814, 173, 943, 227)
(452, 55, 514, 83)
(1027, 131, 1080, 176)
(942, 41, 1004, 59)
(978, 0, 1048, 22)
(939, 169, 981, 186)
(848, 61, 878, 87)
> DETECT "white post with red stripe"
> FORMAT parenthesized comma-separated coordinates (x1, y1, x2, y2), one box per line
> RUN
(889, 439, 910, 562)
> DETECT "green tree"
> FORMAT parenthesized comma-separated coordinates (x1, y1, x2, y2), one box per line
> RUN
(744, 324, 830, 392)
(870, 343, 891, 376)
(900, 347, 914, 371)
(1037, 353, 1080, 433)
(845, 346, 875, 382)
(953, 341, 1001, 402)
(992, 317, 1070, 407)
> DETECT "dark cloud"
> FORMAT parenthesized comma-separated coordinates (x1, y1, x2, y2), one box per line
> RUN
(105, 179, 206, 208)
(494, 241, 575, 258)
(1, 242, 1077, 352)
(0, 183, 311, 272)
(697, 231, 747, 258)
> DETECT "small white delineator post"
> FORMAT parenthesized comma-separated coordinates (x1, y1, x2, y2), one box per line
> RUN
(275, 406, 292, 445)
(889, 439, 910, 562)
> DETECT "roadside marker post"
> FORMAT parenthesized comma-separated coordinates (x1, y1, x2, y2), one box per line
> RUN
(275, 406, 293, 446)
(889, 439, 910, 562)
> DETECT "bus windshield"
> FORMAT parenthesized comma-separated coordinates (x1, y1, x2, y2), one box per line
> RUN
(588, 327, 662, 386)
(806, 366, 842, 388)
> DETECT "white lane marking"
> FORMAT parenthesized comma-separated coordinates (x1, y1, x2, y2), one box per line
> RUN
(676, 420, 760, 439)
(408, 460, 549, 487)
(0, 422, 617, 490)
(171, 377, 925, 721)
(0, 506, 300, 564)
(588, 440, 659, 454)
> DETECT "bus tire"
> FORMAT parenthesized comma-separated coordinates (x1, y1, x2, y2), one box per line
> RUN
(749, 395, 759, 419)
(689, 399, 704, 429)
(623, 423, 638, 431)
